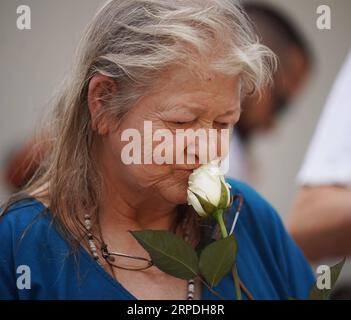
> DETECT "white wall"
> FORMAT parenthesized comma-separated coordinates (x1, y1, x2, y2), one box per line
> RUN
(0, 0, 104, 199)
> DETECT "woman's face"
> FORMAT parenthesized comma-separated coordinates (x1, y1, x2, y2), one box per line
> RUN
(99, 64, 241, 205)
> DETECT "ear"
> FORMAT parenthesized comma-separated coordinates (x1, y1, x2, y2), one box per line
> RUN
(87, 74, 117, 135)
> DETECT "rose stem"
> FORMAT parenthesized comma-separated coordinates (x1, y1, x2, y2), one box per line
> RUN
(214, 209, 242, 300)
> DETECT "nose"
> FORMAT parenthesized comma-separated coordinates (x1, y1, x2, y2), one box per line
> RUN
(185, 128, 228, 165)
(186, 137, 215, 164)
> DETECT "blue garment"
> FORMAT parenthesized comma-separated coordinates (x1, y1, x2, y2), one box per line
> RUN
(0, 179, 315, 300)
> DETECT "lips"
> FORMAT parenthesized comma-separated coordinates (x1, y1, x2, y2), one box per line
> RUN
(173, 165, 200, 171)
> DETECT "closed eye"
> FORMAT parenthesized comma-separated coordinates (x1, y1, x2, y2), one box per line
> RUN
(214, 121, 232, 128)
(170, 119, 197, 126)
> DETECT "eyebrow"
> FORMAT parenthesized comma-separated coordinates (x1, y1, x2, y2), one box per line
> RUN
(170, 102, 205, 111)
(160, 103, 204, 116)
(162, 101, 241, 116)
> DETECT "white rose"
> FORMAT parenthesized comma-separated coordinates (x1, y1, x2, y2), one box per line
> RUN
(187, 159, 232, 217)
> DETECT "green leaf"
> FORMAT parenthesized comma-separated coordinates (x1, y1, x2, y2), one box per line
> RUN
(195, 237, 216, 257)
(130, 230, 199, 280)
(309, 257, 346, 300)
(199, 234, 237, 288)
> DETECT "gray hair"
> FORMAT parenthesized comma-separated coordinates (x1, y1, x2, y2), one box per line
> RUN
(73, 0, 276, 117)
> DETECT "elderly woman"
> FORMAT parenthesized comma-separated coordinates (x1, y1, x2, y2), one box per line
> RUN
(0, 0, 314, 300)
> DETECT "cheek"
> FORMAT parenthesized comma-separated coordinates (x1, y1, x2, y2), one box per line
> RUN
(113, 132, 173, 188)
(155, 170, 191, 203)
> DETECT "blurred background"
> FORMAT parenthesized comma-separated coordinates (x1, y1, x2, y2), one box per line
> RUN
(1, 0, 350, 296)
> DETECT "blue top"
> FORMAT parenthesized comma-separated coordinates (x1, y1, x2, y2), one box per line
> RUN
(0, 179, 315, 300)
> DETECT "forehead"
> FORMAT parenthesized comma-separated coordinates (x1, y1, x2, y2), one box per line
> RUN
(147, 64, 242, 112)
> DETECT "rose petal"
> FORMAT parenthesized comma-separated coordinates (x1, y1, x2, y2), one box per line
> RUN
(187, 190, 207, 217)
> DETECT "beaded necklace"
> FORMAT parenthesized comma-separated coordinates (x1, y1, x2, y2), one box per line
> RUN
(83, 213, 197, 300)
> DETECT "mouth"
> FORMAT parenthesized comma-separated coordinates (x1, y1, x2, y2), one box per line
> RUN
(174, 165, 199, 171)
(172, 168, 193, 181)
(175, 168, 194, 174)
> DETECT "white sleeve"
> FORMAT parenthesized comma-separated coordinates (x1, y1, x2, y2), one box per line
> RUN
(297, 50, 351, 186)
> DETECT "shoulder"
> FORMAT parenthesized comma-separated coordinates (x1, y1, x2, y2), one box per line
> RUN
(224, 177, 296, 246)
(225, 177, 281, 228)
(0, 197, 49, 224)
(0, 197, 68, 268)
(224, 178, 315, 299)
(224, 177, 296, 252)
(226, 177, 267, 205)
(0, 197, 74, 299)
(0, 197, 52, 245)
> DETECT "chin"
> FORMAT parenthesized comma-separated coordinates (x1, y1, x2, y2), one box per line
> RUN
(156, 169, 192, 204)
(168, 191, 188, 205)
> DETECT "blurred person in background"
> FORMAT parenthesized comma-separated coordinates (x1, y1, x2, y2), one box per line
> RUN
(226, 2, 312, 182)
(287, 49, 351, 262)
(3, 134, 49, 191)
